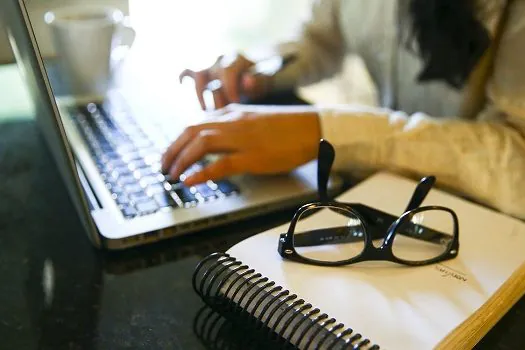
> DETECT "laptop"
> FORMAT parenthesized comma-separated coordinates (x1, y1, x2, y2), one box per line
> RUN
(1, 0, 342, 250)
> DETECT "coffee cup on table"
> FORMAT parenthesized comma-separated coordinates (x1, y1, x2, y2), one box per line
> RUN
(44, 5, 135, 100)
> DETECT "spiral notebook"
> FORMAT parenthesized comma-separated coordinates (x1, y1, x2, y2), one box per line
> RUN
(192, 172, 525, 349)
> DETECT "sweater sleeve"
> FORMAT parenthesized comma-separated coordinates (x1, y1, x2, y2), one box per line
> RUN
(318, 105, 525, 220)
(270, 0, 345, 92)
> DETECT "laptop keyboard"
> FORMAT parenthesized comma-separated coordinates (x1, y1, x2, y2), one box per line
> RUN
(72, 102, 240, 219)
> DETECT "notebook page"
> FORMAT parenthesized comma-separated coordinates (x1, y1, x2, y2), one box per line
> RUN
(227, 172, 525, 349)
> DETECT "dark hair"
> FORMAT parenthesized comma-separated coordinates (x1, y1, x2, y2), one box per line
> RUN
(408, 0, 491, 89)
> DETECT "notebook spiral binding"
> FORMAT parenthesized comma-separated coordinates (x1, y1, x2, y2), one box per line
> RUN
(193, 252, 380, 350)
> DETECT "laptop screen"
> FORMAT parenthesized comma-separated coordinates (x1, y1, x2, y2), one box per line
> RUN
(0, 0, 101, 246)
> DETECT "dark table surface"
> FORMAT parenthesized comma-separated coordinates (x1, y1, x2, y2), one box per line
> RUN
(1, 93, 525, 349)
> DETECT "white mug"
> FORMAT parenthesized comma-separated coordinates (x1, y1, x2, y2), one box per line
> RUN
(44, 5, 135, 99)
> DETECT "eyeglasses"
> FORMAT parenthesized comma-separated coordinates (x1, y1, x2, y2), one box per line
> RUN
(278, 139, 460, 267)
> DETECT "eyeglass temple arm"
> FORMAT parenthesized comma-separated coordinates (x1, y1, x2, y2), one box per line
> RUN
(317, 139, 335, 202)
(403, 176, 436, 213)
(291, 222, 450, 248)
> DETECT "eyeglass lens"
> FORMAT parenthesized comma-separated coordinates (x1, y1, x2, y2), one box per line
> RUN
(292, 206, 366, 263)
(392, 208, 455, 262)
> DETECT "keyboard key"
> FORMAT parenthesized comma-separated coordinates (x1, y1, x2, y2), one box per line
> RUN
(122, 151, 143, 163)
(193, 192, 205, 203)
(121, 206, 137, 218)
(118, 175, 137, 186)
(167, 175, 183, 186)
(107, 132, 128, 143)
(153, 193, 174, 208)
(86, 103, 98, 114)
(184, 163, 203, 177)
(104, 151, 120, 161)
(128, 159, 147, 170)
(150, 162, 162, 173)
(133, 167, 155, 178)
(216, 180, 239, 195)
(206, 180, 218, 191)
(136, 200, 159, 215)
(107, 183, 123, 195)
(115, 195, 130, 206)
(147, 183, 166, 195)
(98, 140, 113, 152)
(143, 154, 160, 165)
(95, 157, 106, 168)
(140, 175, 162, 187)
(106, 178, 119, 187)
(173, 187, 196, 203)
(124, 183, 144, 194)
(111, 166, 131, 178)
(195, 184, 216, 199)
(108, 158, 127, 169)
(98, 143, 113, 153)
(100, 163, 113, 174)
(116, 143, 137, 155)
(139, 148, 159, 158)
(129, 192, 150, 203)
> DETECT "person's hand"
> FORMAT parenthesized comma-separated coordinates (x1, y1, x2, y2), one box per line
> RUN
(179, 53, 273, 110)
(161, 105, 321, 186)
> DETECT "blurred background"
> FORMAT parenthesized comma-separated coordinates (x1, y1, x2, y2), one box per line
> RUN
(0, 0, 314, 64)
(0, 0, 377, 123)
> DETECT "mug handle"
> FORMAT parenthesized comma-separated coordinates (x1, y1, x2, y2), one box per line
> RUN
(111, 17, 136, 71)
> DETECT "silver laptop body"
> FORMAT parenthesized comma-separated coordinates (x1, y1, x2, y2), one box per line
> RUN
(1, 0, 342, 250)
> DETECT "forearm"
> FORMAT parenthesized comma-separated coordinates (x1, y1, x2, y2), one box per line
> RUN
(318, 105, 525, 219)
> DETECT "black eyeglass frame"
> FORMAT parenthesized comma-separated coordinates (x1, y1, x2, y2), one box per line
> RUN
(277, 139, 460, 267)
